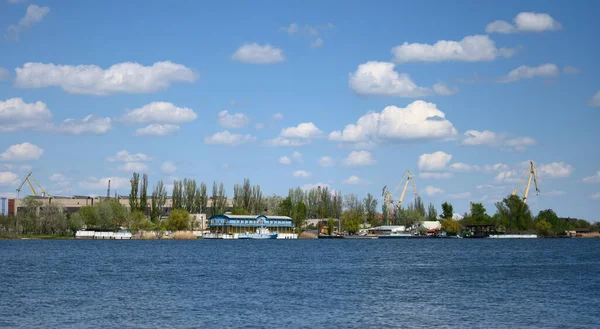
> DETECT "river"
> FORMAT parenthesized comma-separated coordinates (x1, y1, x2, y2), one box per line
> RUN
(1, 239, 599, 328)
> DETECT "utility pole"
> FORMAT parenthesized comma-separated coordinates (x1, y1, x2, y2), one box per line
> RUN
(107, 180, 111, 199)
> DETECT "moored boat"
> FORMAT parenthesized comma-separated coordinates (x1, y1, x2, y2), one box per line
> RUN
(238, 227, 278, 239)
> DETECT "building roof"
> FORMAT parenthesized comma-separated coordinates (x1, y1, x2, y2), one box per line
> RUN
(210, 214, 292, 220)
(369, 225, 406, 231)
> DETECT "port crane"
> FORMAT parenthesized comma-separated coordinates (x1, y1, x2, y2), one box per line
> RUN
(389, 169, 418, 209)
(16, 172, 51, 198)
(512, 160, 539, 204)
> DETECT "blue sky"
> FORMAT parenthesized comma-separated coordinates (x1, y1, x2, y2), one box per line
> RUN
(1, 0, 599, 220)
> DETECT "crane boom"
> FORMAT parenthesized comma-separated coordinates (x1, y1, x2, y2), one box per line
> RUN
(29, 174, 50, 197)
(26, 178, 37, 196)
(16, 172, 33, 194)
(522, 161, 540, 204)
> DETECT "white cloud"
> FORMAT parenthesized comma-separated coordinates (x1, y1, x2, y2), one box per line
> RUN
(583, 171, 600, 183)
(19, 4, 49, 28)
(539, 162, 573, 178)
(107, 150, 151, 163)
(79, 177, 129, 191)
(121, 102, 197, 124)
(418, 151, 452, 171)
(8, 0, 29, 4)
(494, 170, 522, 183)
(255, 123, 265, 130)
(563, 66, 579, 74)
(319, 156, 335, 167)
(217, 110, 250, 129)
(280, 23, 298, 34)
(342, 175, 362, 184)
(462, 130, 536, 151)
(311, 38, 324, 48)
(300, 182, 330, 191)
(161, 161, 177, 174)
(293, 170, 311, 178)
(1, 164, 31, 172)
(204, 131, 256, 146)
(292, 151, 302, 162)
(49, 174, 67, 183)
(348, 61, 432, 97)
(263, 137, 310, 147)
(280, 122, 324, 139)
(0, 142, 43, 162)
(544, 190, 566, 197)
(272, 113, 283, 121)
(0, 97, 52, 132)
(134, 124, 180, 136)
(432, 82, 459, 95)
(342, 150, 376, 167)
(391, 35, 515, 63)
(56, 115, 111, 135)
(447, 192, 472, 199)
(118, 162, 149, 173)
(278, 156, 292, 165)
(591, 193, 600, 200)
(231, 43, 286, 64)
(486, 12, 562, 34)
(329, 100, 458, 146)
(419, 172, 453, 180)
(423, 185, 444, 196)
(15, 61, 197, 95)
(0, 171, 18, 186)
(590, 91, 600, 107)
(0, 68, 9, 80)
(266, 122, 324, 147)
(498, 64, 559, 83)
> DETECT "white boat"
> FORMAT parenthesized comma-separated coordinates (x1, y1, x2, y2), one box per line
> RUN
(489, 234, 538, 239)
(239, 227, 278, 239)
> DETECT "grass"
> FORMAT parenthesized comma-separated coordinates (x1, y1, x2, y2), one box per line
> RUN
(0, 233, 74, 240)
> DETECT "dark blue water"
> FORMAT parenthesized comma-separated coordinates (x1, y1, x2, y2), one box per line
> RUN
(1, 239, 599, 328)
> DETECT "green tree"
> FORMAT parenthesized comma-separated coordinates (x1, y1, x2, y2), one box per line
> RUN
(341, 210, 363, 234)
(441, 219, 461, 233)
(199, 182, 208, 214)
(278, 197, 293, 217)
(327, 218, 335, 235)
(167, 209, 190, 231)
(68, 212, 85, 233)
(441, 202, 453, 220)
(129, 173, 140, 211)
(78, 206, 97, 228)
(139, 173, 148, 214)
(535, 219, 553, 237)
(470, 202, 490, 224)
(363, 193, 378, 225)
(231, 207, 251, 215)
(536, 209, 565, 235)
(294, 201, 307, 230)
(151, 180, 167, 221)
(427, 203, 438, 221)
(183, 178, 197, 213)
(494, 195, 533, 232)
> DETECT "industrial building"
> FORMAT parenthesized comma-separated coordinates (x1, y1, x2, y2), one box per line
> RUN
(208, 214, 296, 238)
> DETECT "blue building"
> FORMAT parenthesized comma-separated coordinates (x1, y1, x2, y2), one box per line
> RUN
(208, 214, 295, 234)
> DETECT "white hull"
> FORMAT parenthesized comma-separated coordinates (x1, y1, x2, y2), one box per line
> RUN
(489, 234, 538, 239)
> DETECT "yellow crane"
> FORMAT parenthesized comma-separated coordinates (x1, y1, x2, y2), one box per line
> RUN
(16, 172, 51, 198)
(512, 160, 539, 204)
(389, 169, 418, 209)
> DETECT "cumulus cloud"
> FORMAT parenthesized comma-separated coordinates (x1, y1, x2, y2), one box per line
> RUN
(391, 35, 515, 63)
(539, 162, 573, 178)
(281, 23, 298, 34)
(107, 150, 151, 163)
(5, 4, 49, 40)
(342, 150, 376, 167)
(161, 161, 177, 174)
(423, 185, 444, 196)
(266, 122, 324, 147)
(419, 172, 453, 180)
(590, 91, 600, 107)
(591, 193, 600, 200)
(486, 12, 563, 34)
(494, 170, 522, 183)
(329, 100, 457, 147)
(319, 156, 335, 167)
(293, 170, 311, 178)
(15, 61, 197, 95)
(300, 182, 330, 191)
(462, 130, 536, 152)
(278, 156, 292, 165)
(292, 151, 302, 162)
(204, 131, 256, 146)
(49, 174, 67, 183)
(311, 38, 324, 48)
(0, 171, 18, 186)
(349, 61, 432, 97)
(217, 110, 250, 129)
(118, 162, 149, 173)
(121, 102, 197, 124)
(254, 123, 265, 130)
(342, 175, 362, 184)
(134, 124, 180, 136)
(56, 115, 111, 135)
(498, 64, 559, 83)
(418, 151, 452, 171)
(450, 162, 509, 173)
(232, 43, 286, 64)
(432, 82, 459, 95)
(272, 113, 284, 121)
(0, 97, 52, 132)
(582, 171, 600, 183)
(0, 142, 43, 161)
